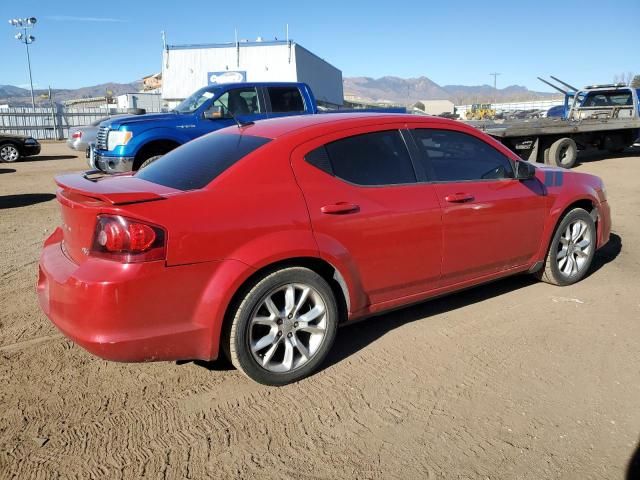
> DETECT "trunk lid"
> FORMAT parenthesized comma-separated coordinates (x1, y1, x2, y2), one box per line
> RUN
(55, 173, 179, 264)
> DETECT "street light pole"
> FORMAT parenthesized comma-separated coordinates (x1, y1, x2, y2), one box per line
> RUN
(8, 17, 37, 109)
(23, 28, 36, 109)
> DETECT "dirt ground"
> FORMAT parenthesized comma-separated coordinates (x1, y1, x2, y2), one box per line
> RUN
(0, 142, 639, 480)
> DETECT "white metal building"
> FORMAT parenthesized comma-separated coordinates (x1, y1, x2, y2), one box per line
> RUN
(162, 40, 343, 106)
(414, 100, 455, 115)
(116, 92, 164, 111)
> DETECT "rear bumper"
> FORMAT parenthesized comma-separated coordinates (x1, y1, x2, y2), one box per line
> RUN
(37, 228, 227, 362)
(66, 138, 88, 151)
(22, 144, 41, 156)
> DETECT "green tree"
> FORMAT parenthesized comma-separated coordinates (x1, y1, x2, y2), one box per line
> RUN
(631, 75, 640, 88)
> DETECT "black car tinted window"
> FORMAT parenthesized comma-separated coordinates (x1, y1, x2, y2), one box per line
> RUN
(323, 130, 416, 186)
(268, 87, 305, 113)
(412, 129, 514, 182)
(136, 134, 271, 190)
(305, 146, 334, 175)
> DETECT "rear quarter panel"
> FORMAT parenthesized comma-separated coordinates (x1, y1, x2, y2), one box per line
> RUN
(117, 140, 319, 360)
(122, 140, 318, 267)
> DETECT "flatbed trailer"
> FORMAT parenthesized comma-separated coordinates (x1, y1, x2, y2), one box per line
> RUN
(482, 82, 640, 168)
(484, 117, 640, 168)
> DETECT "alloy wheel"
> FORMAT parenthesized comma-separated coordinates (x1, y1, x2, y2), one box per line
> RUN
(556, 219, 592, 278)
(0, 145, 19, 162)
(249, 283, 327, 373)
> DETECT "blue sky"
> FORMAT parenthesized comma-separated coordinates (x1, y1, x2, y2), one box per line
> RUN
(1, 0, 638, 92)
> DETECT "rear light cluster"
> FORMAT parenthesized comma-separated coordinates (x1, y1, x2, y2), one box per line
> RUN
(72, 131, 82, 139)
(91, 215, 166, 263)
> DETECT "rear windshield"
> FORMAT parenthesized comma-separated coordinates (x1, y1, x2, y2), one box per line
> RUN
(136, 133, 271, 190)
(583, 91, 633, 107)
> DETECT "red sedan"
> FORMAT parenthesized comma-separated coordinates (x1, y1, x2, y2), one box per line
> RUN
(37, 114, 611, 385)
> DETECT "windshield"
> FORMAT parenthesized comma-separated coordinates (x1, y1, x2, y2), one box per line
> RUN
(174, 87, 219, 114)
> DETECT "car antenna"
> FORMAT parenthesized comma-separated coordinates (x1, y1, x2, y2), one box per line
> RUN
(229, 110, 254, 128)
(219, 99, 254, 128)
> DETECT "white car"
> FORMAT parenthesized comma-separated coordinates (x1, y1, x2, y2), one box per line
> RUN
(66, 115, 129, 152)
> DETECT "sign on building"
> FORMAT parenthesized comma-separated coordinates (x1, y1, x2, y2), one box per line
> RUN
(208, 71, 247, 85)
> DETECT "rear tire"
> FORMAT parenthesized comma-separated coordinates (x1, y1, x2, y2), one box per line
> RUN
(228, 267, 338, 386)
(549, 137, 578, 169)
(536, 208, 596, 286)
(0, 143, 20, 162)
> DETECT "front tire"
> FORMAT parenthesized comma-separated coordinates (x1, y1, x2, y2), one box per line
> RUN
(0, 143, 20, 163)
(228, 267, 338, 386)
(536, 208, 596, 286)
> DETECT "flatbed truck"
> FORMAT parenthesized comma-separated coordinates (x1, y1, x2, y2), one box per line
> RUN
(485, 82, 640, 168)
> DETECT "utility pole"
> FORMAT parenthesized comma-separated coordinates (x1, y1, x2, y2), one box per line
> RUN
(9, 17, 37, 109)
(490, 72, 501, 105)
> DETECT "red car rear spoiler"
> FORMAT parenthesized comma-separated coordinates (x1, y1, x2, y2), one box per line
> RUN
(55, 172, 171, 206)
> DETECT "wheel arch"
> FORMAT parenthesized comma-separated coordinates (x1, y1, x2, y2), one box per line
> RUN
(225, 256, 350, 324)
(216, 256, 350, 361)
(133, 138, 181, 169)
(538, 197, 599, 262)
(0, 140, 22, 157)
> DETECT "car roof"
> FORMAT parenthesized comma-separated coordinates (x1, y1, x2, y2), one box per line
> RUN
(232, 113, 462, 140)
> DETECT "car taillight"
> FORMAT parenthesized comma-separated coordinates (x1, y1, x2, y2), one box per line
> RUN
(72, 131, 82, 139)
(91, 215, 166, 263)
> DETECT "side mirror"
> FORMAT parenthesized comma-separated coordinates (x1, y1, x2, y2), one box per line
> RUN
(203, 105, 224, 120)
(514, 160, 536, 180)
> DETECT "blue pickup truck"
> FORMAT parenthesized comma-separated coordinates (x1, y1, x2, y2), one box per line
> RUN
(90, 82, 320, 173)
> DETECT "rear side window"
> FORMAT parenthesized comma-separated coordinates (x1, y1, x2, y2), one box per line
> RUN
(136, 134, 271, 190)
(307, 130, 416, 186)
(268, 87, 305, 113)
(412, 129, 514, 182)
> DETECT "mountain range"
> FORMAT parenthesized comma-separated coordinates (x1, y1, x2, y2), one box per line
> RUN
(0, 82, 142, 106)
(344, 76, 558, 105)
(0, 76, 557, 107)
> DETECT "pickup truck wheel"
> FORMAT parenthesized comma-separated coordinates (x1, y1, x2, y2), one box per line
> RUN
(0, 143, 20, 162)
(228, 267, 338, 386)
(139, 155, 162, 169)
(549, 137, 577, 169)
(535, 208, 596, 286)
